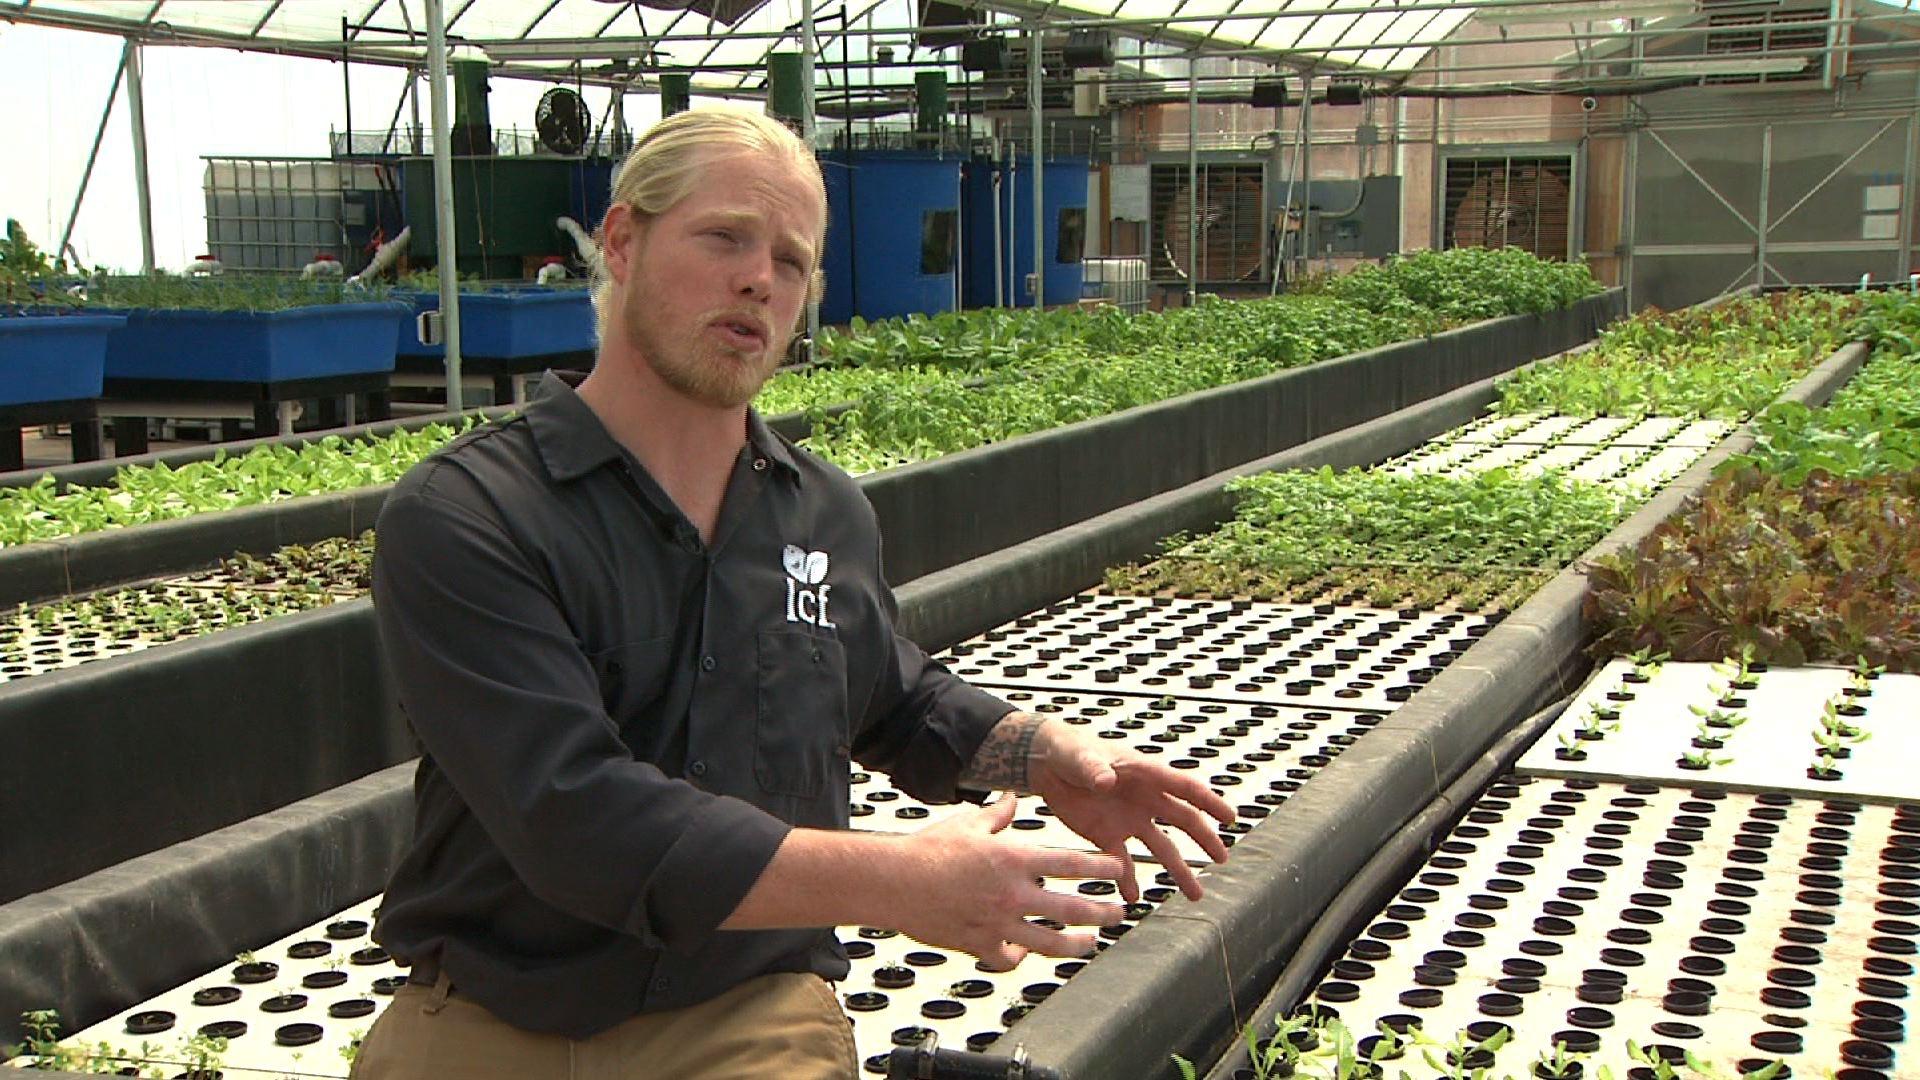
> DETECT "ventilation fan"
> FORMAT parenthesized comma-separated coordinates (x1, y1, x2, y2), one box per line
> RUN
(1160, 171, 1265, 282)
(536, 87, 591, 155)
(1448, 162, 1571, 257)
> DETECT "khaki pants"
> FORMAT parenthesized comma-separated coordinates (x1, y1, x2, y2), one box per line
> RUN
(349, 970, 859, 1079)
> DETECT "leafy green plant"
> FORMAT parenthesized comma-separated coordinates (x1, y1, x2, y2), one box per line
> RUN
(1496, 292, 1859, 419)
(4, 1009, 168, 1076)
(1533, 1040, 1589, 1079)
(1168, 468, 1623, 573)
(1585, 466, 1920, 671)
(86, 272, 392, 312)
(1414, 1023, 1511, 1080)
(1677, 748, 1730, 769)
(0, 422, 476, 547)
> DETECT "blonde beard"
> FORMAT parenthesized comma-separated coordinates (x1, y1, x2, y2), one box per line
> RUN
(623, 292, 786, 410)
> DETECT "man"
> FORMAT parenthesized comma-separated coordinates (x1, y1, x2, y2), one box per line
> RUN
(352, 107, 1234, 1079)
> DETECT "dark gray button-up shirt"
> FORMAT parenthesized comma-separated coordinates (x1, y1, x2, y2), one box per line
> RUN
(370, 371, 1012, 1039)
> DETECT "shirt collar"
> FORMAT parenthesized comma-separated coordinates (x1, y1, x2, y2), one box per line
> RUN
(526, 369, 801, 484)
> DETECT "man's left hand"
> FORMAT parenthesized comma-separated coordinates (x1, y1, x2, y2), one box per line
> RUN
(1029, 720, 1236, 903)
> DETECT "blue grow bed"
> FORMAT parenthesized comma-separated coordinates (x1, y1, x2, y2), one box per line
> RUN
(395, 287, 595, 360)
(103, 301, 409, 383)
(0, 313, 125, 407)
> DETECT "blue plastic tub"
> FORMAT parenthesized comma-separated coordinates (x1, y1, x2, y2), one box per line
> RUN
(103, 301, 409, 383)
(0, 313, 124, 406)
(394, 287, 595, 360)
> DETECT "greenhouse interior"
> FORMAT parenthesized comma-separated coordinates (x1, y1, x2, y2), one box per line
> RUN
(1, 0, 1918, 1077)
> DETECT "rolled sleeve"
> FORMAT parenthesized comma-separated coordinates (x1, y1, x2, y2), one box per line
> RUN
(374, 481, 790, 952)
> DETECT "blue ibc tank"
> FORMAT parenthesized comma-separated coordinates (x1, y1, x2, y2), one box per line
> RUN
(961, 156, 1089, 309)
(818, 151, 962, 325)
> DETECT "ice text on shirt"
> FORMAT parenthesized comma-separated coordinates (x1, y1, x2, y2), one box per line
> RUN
(781, 544, 837, 628)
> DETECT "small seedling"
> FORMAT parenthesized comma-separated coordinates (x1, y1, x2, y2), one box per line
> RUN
(1627, 645, 1670, 674)
(1817, 703, 1866, 742)
(1557, 731, 1587, 761)
(1809, 749, 1844, 780)
(1688, 704, 1746, 731)
(1626, 1040, 1680, 1080)
(1533, 1039, 1590, 1079)
(1677, 748, 1730, 770)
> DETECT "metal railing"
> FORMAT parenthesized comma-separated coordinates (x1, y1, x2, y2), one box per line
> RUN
(326, 125, 636, 158)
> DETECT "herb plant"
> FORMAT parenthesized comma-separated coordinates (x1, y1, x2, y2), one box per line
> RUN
(85, 272, 392, 312)
(1495, 292, 1858, 419)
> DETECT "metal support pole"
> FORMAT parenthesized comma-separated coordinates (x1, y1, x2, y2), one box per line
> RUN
(342, 16, 355, 154)
(57, 42, 132, 270)
(409, 68, 424, 153)
(1029, 22, 1044, 309)
(380, 76, 412, 154)
(1899, 66, 1919, 279)
(1187, 54, 1199, 305)
(802, 0, 821, 356)
(1756, 125, 1773, 288)
(1622, 121, 1639, 308)
(426, 0, 464, 412)
(1623, 22, 1642, 306)
(126, 40, 156, 274)
(1300, 73, 1314, 278)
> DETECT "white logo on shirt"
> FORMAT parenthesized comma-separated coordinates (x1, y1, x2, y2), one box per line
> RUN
(782, 544, 836, 627)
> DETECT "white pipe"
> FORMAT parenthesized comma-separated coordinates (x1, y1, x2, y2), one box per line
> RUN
(555, 216, 602, 269)
(347, 225, 412, 286)
(992, 165, 1005, 307)
(426, 0, 464, 413)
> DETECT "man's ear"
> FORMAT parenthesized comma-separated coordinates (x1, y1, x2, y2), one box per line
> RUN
(601, 203, 647, 285)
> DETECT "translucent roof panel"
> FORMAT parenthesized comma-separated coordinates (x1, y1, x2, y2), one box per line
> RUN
(1, 0, 1485, 78)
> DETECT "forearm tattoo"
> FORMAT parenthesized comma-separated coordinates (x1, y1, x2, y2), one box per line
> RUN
(958, 711, 1046, 795)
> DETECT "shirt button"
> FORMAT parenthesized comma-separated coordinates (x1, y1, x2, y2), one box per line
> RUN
(700, 655, 717, 672)
(811, 649, 823, 664)
(752, 457, 768, 472)
(688, 760, 707, 778)
(652, 974, 670, 993)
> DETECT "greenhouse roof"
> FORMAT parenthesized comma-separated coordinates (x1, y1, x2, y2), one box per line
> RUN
(0, 0, 1506, 93)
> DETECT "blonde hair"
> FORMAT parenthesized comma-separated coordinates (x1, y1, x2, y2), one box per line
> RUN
(591, 107, 827, 343)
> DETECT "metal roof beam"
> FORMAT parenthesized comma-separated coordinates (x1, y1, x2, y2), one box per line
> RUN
(249, 0, 288, 38)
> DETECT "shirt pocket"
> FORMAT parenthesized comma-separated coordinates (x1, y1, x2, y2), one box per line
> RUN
(754, 629, 849, 799)
(588, 638, 675, 744)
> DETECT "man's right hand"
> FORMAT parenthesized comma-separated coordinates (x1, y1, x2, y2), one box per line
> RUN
(888, 794, 1129, 969)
